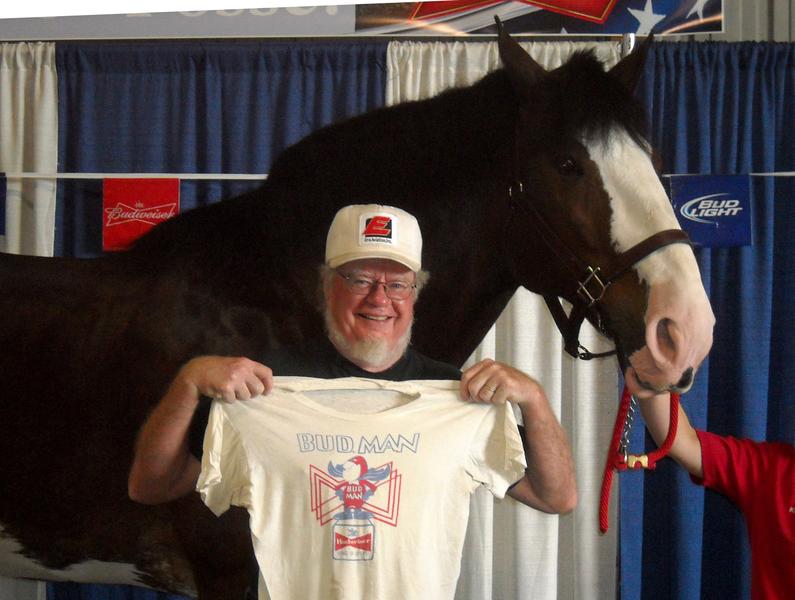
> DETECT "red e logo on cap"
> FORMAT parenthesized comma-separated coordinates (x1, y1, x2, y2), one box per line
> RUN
(363, 216, 392, 238)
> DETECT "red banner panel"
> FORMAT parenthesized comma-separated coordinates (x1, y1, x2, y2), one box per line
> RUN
(411, 0, 618, 24)
(102, 178, 180, 252)
(522, 0, 618, 23)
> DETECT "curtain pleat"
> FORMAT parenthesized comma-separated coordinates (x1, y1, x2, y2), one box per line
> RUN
(0, 42, 58, 256)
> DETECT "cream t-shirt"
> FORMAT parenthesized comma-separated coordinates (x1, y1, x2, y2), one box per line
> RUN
(198, 377, 526, 600)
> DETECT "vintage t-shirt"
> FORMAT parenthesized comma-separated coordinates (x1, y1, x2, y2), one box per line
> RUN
(197, 377, 526, 600)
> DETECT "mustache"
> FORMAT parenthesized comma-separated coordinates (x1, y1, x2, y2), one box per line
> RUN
(323, 307, 413, 370)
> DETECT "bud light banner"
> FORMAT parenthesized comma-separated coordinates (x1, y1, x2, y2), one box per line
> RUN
(102, 178, 180, 252)
(668, 175, 752, 248)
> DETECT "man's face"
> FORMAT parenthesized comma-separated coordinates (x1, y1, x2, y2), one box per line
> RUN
(325, 258, 416, 372)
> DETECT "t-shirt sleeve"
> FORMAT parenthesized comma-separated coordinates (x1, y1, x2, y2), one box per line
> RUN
(196, 401, 252, 516)
(694, 429, 767, 512)
(465, 404, 527, 498)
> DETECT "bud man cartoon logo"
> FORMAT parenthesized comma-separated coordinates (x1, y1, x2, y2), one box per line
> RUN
(329, 455, 390, 519)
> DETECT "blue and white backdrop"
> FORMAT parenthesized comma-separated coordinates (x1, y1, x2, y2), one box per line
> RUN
(0, 38, 792, 600)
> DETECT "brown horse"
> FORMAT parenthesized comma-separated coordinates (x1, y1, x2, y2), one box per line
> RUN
(0, 30, 713, 599)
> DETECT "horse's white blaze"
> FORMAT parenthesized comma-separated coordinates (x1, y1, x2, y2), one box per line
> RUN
(585, 130, 714, 394)
(0, 525, 141, 586)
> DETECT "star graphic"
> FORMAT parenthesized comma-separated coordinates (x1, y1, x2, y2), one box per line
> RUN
(687, 0, 709, 20)
(628, 0, 666, 35)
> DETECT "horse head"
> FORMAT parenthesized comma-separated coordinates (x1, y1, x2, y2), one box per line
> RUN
(494, 24, 714, 397)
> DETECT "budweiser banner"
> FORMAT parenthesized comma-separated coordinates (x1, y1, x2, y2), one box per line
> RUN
(0, 0, 722, 40)
(102, 178, 180, 251)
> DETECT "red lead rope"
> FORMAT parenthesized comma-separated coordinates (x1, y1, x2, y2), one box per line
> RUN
(598, 387, 680, 533)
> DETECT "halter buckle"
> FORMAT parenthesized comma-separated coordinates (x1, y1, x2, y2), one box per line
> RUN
(577, 266, 607, 307)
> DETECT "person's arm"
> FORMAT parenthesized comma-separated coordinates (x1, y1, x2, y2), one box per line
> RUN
(128, 355, 273, 505)
(460, 359, 577, 514)
(638, 393, 703, 479)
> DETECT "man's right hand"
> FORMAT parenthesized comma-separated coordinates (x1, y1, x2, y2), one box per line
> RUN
(128, 355, 273, 505)
(179, 355, 273, 404)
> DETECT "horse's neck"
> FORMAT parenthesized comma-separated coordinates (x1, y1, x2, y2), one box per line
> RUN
(413, 282, 517, 367)
(266, 69, 519, 209)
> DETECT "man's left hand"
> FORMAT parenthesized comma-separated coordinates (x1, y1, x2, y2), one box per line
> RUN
(460, 358, 543, 408)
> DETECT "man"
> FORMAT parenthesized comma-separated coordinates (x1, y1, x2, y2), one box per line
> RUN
(639, 394, 794, 600)
(128, 204, 576, 597)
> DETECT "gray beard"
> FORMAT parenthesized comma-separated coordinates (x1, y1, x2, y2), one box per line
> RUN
(324, 306, 412, 372)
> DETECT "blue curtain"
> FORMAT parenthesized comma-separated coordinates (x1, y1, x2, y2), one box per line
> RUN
(55, 40, 387, 257)
(49, 40, 386, 599)
(621, 42, 795, 600)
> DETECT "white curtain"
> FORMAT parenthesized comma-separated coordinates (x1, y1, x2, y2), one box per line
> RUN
(0, 42, 58, 257)
(386, 40, 623, 600)
(0, 41, 56, 600)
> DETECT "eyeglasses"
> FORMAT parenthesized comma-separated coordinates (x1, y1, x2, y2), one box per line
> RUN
(335, 270, 417, 301)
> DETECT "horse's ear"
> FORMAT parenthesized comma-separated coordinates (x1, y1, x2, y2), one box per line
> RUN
(609, 35, 653, 93)
(495, 15, 545, 93)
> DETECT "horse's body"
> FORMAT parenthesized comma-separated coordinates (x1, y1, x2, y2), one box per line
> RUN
(0, 32, 713, 598)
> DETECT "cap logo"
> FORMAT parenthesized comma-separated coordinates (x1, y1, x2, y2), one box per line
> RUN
(361, 215, 394, 245)
(326, 205, 419, 270)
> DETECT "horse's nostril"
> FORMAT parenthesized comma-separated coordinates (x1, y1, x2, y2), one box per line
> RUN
(675, 367, 693, 390)
(657, 318, 675, 352)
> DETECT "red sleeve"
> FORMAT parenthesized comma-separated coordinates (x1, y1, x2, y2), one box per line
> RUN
(694, 429, 785, 513)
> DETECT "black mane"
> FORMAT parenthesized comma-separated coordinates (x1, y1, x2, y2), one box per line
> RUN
(545, 50, 649, 151)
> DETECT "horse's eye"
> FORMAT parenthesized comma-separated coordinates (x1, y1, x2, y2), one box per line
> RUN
(557, 157, 579, 175)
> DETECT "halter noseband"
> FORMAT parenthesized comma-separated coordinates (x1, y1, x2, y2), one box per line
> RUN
(506, 180, 691, 362)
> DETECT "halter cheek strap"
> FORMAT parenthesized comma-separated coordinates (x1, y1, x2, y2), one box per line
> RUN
(508, 177, 692, 360)
(598, 387, 680, 533)
(543, 228, 691, 360)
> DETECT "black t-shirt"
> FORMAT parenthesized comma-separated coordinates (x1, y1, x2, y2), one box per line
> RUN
(188, 338, 461, 458)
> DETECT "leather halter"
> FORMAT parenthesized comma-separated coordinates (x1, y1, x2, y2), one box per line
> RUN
(506, 180, 692, 361)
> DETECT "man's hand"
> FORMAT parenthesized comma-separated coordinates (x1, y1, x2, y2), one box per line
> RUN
(460, 359, 544, 408)
(128, 355, 272, 505)
(460, 359, 577, 514)
(179, 355, 273, 404)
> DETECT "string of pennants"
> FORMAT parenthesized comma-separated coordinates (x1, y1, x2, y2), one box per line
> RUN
(1, 171, 791, 251)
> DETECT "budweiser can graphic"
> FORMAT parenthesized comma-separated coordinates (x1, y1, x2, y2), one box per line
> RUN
(332, 518, 374, 561)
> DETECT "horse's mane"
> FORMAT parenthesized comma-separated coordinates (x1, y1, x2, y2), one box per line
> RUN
(545, 50, 650, 152)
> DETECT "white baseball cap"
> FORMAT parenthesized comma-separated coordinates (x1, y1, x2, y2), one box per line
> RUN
(325, 204, 422, 272)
